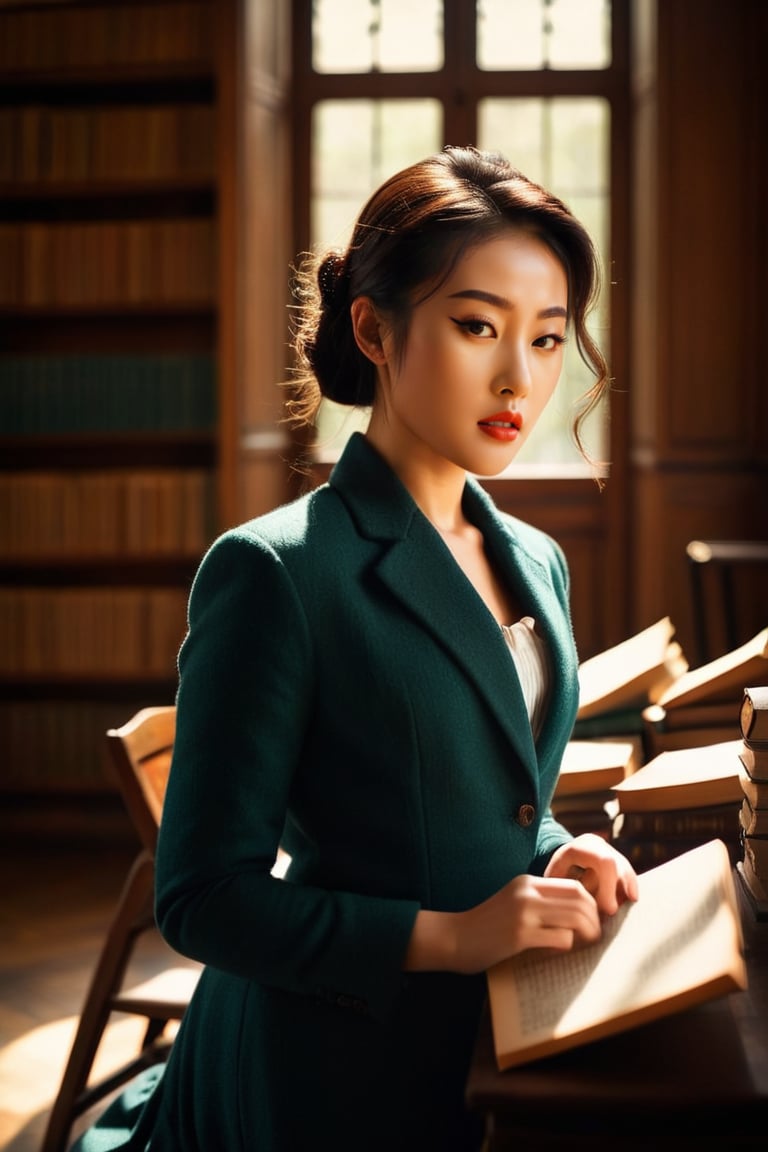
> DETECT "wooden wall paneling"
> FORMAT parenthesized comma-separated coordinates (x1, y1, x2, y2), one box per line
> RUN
(630, 0, 660, 459)
(225, 0, 293, 527)
(630, 0, 767, 656)
(752, 0, 768, 460)
(659, 1, 755, 461)
(215, 0, 241, 531)
(634, 468, 767, 661)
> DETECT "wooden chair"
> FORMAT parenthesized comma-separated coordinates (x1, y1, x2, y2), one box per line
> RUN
(686, 539, 768, 666)
(40, 706, 201, 1152)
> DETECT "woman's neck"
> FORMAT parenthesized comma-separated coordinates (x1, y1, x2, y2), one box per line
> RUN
(364, 424, 468, 533)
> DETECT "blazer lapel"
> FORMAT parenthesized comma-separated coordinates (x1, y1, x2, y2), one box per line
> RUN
(375, 517, 538, 774)
(465, 482, 578, 777)
(330, 435, 573, 784)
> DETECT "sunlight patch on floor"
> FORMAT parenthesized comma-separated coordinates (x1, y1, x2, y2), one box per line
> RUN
(0, 1014, 149, 1143)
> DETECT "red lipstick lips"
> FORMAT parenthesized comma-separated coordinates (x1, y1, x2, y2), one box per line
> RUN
(477, 411, 523, 442)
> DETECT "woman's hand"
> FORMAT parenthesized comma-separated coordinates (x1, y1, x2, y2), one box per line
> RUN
(404, 836, 638, 976)
(544, 833, 639, 917)
(407, 868, 609, 975)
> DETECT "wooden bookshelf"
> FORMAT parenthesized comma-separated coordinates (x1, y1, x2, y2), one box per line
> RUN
(0, 0, 224, 826)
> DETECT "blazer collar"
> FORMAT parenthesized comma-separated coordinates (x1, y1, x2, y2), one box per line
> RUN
(330, 434, 574, 779)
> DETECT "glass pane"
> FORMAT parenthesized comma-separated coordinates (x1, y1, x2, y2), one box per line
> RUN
(478, 97, 610, 466)
(312, 99, 443, 246)
(312, 99, 442, 454)
(477, 0, 610, 71)
(313, 0, 443, 73)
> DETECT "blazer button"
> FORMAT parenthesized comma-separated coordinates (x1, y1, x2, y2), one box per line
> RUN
(515, 804, 536, 827)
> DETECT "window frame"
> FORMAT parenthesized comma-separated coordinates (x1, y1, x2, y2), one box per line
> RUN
(289, 0, 630, 485)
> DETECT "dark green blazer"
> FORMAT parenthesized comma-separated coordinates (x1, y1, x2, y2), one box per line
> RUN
(77, 433, 580, 1152)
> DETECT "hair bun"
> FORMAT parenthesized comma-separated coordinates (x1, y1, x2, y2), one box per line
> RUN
(318, 250, 347, 308)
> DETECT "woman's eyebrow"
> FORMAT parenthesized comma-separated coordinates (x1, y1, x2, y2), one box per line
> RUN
(448, 289, 567, 320)
(448, 289, 511, 308)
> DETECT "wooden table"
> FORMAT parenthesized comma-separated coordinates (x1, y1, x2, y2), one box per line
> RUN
(466, 874, 768, 1149)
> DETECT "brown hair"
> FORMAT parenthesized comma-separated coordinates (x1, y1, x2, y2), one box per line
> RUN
(289, 146, 608, 458)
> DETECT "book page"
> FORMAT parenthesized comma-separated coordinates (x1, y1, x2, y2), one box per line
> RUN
(656, 627, 768, 710)
(576, 617, 679, 720)
(487, 840, 746, 1069)
(610, 739, 743, 812)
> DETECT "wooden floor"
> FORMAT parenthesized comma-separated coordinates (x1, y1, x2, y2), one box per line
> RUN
(0, 839, 191, 1152)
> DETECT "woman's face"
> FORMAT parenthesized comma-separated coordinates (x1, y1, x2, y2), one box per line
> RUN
(369, 229, 569, 479)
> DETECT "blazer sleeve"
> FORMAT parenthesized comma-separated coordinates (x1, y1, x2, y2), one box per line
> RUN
(155, 527, 420, 1022)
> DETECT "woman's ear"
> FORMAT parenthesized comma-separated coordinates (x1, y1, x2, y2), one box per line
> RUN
(350, 296, 388, 365)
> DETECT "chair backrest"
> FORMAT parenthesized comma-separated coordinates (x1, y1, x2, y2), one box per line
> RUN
(106, 706, 176, 855)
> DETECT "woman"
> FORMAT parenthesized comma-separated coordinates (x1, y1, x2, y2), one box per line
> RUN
(73, 146, 637, 1151)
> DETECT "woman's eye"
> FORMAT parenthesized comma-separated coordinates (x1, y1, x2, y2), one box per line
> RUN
(452, 318, 494, 338)
(534, 333, 566, 351)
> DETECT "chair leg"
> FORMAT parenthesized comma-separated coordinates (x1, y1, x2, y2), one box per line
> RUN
(40, 851, 156, 1152)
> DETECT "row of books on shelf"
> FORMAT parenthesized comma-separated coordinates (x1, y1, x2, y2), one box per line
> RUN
(0, 698, 163, 788)
(0, 468, 216, 557)
(0, 104, 215, 186)
(0, 219, 215, 307)
(0, 587, 188, 676)
(0, 355, 216, 434)
(0, 2, 214, 75)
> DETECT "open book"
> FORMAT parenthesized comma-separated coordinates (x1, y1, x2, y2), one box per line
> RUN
(486, 839, 746, 1070)
(610, 739, 744, 813)
(655, 627, 768, 711)
(576, 616, 687, 721)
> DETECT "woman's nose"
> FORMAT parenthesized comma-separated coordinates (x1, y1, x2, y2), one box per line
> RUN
(494, 348, 531, 398)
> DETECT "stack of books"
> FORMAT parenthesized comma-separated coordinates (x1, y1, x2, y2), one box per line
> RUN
(551, 738, 639, 839)
(736, 686, 768, 917)
(610, 738, 744, 871)
(573, 616, 687, 740)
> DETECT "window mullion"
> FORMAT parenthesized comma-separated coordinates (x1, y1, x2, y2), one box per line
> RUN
(442, 0, 478, 145)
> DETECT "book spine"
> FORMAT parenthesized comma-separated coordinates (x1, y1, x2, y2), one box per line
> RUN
(0, 104, 216, 186)
(738, 852, 768, 906)
(616, 834, 742, 871)
(0, 588, 188, 677)
(642, 700, 739, 732)
(742, 834, 768, 884)
(738, 796, 768, 838)
(0, 698, 174, 790)
(0, 355, 216, 434)
(740, 686, 768, 749)
(0, 2, 214, 75)
(739, 768, 768, 810)
(643, 723, 736, 758)
(738, 746, 768, 784)
(617, 804, 740, 840)
(1, 219, 216, 309)
(0, 469, 215, 558)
